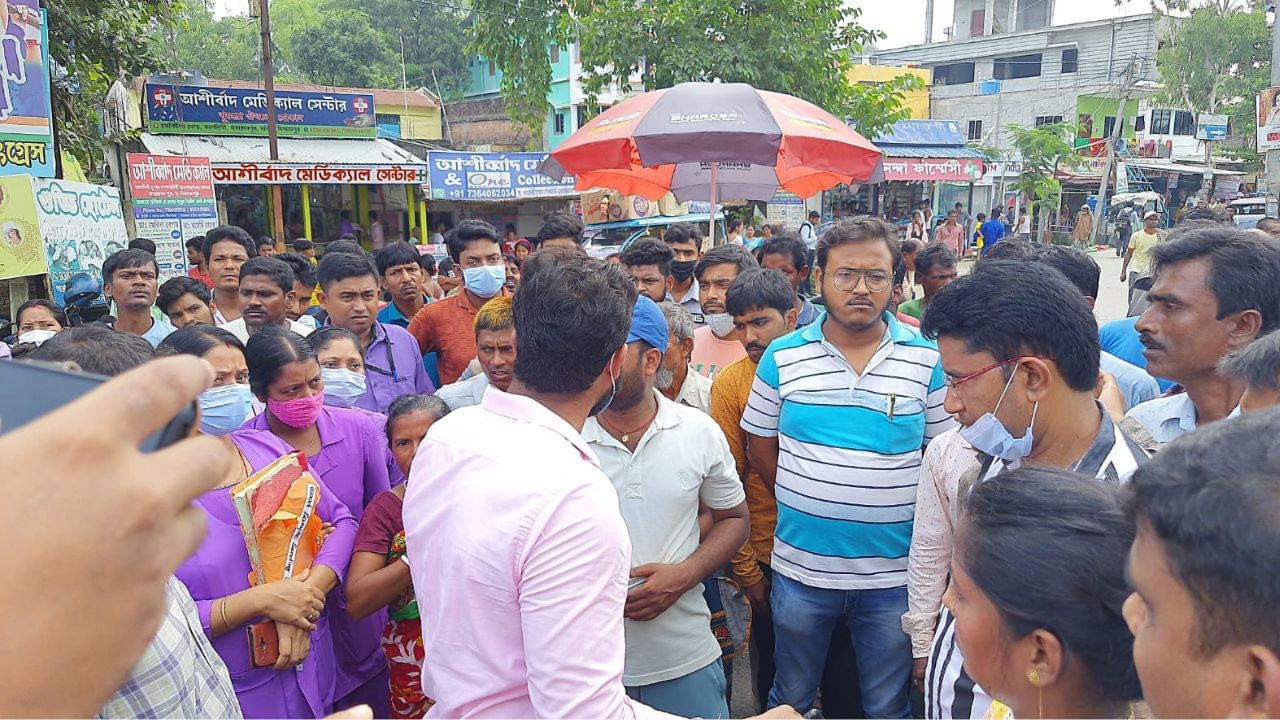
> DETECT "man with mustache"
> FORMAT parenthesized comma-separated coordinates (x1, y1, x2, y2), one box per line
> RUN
(655, 302, 712, 413)
(435, 297, 516, 411)
(375, 242, 430, 329)
(691, 245, 757, 380)
(583, 295, 749, 718)
(1126, 225, 1280, 443)
(220, 256, 314, 343)
(742, 218, 954, 717)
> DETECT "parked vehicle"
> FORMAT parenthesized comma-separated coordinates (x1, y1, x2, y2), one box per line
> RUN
(1228, 196, 1266, 230)
(582, 213, 728, 259)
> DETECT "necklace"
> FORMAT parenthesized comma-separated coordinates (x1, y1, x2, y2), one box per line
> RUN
(599, 406, 658, 444)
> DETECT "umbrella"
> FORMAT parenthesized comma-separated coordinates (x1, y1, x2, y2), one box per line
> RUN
(540, 82, 883, 243)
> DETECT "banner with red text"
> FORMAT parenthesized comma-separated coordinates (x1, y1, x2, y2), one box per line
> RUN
(127, 154, 220, 281)
(211, 163, 427, 185)
(881, 157, 984, 183)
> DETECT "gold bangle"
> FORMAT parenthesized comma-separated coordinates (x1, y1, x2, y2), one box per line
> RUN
(220, 597, 230, 629)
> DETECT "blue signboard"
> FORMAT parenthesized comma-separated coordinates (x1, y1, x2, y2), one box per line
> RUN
(145, 84, 377, 139)
(426, 151, 578, 201)
(0, 2, 54, 177)
(874, 120, 969, 147)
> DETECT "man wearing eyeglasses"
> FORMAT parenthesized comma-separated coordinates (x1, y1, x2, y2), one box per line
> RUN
(741, 218, 954, 718)
(911, 260, 1149, 719)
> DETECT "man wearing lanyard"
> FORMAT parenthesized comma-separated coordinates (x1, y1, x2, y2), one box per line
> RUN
(318, 251, 435, 413)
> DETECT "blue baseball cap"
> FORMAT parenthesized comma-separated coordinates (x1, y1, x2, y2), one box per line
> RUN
(626, 295, 669, 353)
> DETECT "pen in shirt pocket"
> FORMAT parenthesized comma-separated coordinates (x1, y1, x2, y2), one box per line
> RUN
(888, 392, 897, 420)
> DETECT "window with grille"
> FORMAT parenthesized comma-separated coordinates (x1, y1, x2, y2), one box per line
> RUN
(1034, 115, 1064, 127)
(1173, 111, 1195, 136)
(967, 119, 983, 141)
(554, 112, 566, 135)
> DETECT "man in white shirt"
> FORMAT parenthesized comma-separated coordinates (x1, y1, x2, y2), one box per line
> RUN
(219, 256, 314, 342)
(434, 296, 516, 410)
(798, 211, 820, 251)
(1014, 207, 1031, 240)
(1127, 226, 1280, 443)
(656, 302, 713, 413)
(583, 295, 749, 719)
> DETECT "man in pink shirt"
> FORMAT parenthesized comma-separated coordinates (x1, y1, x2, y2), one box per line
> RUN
(691, 245, 756, 380)
(934, 209, 965, 255)
(404, 253, 687, 718)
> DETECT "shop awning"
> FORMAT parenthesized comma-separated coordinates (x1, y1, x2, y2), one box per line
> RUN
(871, 120, 987, 182)
(139, 133, 427, 184)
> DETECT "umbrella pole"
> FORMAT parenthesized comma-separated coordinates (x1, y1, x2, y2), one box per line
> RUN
(709, 161, 718, 246)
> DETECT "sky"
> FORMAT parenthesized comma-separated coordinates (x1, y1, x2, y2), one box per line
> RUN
(854, 0, 1154, 49)
(211, 0, 1155, 45)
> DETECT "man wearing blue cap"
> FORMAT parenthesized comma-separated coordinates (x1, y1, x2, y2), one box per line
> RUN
(583, 295, 750, 719)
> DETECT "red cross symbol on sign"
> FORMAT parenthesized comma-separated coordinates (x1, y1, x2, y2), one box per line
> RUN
(152, 88, 173, 108)
(353, 97, 369, 113)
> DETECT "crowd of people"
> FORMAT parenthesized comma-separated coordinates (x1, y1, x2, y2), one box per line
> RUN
(5, 204, 1280, 720)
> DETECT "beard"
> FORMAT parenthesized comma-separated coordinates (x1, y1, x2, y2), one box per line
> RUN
(588, 375, 617, 417)
(609, 360, 650, 411)
(654, 366, 675, 391)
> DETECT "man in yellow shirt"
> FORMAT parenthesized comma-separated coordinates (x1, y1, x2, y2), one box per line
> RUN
(709, 267, 797, 711)
(1121, 210, 1165, 299)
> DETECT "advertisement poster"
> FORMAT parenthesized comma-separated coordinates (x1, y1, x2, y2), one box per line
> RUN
(0, 175, 47, 279)
(34, 179, 128, 304)
(146, 84, 377, 139)
(427, 152, 578, 201)
(0, 2, 53, 177)
(127, 154, 219, 281)
(767, 191, 807, 230)
(1257, 87, 1280, 152)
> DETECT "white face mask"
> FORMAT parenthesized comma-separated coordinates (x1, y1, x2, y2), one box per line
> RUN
(17, 329, 57, 346)
(959, 363, 1038, 463)
(704, 312, 735, 338)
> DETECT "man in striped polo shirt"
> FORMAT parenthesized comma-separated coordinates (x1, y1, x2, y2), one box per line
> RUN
(741, 217, 954, 718)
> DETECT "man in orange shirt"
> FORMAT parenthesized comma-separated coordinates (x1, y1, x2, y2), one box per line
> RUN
(709, 268, 796, 713)
(408, 220, 509, 385)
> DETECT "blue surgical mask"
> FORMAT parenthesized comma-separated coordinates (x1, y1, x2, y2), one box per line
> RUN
(321, 368, 368, 408)
(463, 265, 506, 298)
(198, 383, 254, 436)
(959, 363, 1038, 463)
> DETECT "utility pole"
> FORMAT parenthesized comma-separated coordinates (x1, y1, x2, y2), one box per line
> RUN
(924, 0, 935, 44)
(1091, 59, 1137, 246)
(1267, 0, 1280, 217)
(259, 0, 284, 241)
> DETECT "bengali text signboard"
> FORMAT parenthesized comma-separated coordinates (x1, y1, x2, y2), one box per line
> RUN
(128, 154, 220, 281)
(427, 152, 578, 201)
(35, 180, 128, 304)
(211, 163, 426, 185)
(146, 84, 377, 139)
(0, 1, 53, 177)
(882, 157, 984, 183)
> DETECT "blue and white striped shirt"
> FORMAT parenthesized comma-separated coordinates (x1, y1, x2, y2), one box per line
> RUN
(740, 312, 953, 590)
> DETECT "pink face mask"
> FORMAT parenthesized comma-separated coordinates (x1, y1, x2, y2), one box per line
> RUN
(267, 392, 325, 429)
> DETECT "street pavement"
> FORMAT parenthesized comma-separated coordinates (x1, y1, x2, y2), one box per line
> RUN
(724, 247, 1133, 717)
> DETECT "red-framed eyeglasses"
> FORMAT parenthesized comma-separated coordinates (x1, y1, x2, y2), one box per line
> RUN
(944, 355, 1054, 390)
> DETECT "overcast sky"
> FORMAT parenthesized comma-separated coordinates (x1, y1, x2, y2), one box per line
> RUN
(214, 0, 1153, 48)
(855, 0, 1154, 48)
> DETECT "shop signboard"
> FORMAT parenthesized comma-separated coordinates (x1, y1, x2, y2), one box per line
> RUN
(146, 84, 377, 139)
(766, 191, 807, 230)
(34, 179, 128, 304)
(0, 1, 54, 177)
(0, 176, 49, 279)
(882, 157, 984, 182)
(427, 152, 578, 201)
(127, 154, 219, 281)
(211, 163, 426, 185)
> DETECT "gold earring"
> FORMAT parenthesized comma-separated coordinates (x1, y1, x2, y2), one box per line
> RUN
(1027, 668, 1043, 720)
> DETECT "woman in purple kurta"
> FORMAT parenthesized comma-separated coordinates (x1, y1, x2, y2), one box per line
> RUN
(241, 326, 393, 717)
(161, 325, 359, 719)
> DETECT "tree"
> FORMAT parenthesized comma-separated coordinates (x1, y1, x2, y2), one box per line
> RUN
(1005, 122, 1080, 240)
(287, 9, 397, 88)
(45, 0, 184, 172)
(1154, 3, 1269, 160)
(163, 2, 260, 83)
(468, 0, 921, 138)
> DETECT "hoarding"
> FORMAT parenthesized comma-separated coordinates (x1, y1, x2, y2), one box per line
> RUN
(146, 84, 377, 139)
(0, 1, 54, 177)
(34, 180, 129, 304)
(127, 154, 219, 281)
(1256, 87, 1280, 152)
(427, 152, 578, 201)
(0, 175, 48, 279)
